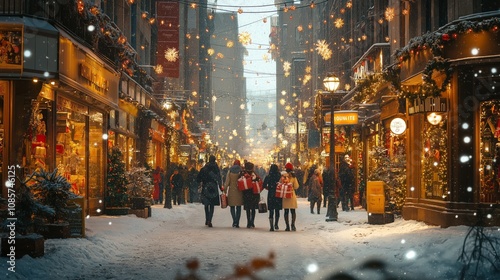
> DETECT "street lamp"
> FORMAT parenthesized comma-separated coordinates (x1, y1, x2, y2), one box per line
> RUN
(323, 73, 340, 169)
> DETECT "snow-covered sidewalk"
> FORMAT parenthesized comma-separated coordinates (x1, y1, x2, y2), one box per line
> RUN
(1, 197, 498, 279)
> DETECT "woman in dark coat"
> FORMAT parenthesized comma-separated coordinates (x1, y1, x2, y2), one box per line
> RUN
(170, 168, 184, 206)
(196, 155, 223, 227)
(241, 161, 260, 228)
(263, 164, 282, 231)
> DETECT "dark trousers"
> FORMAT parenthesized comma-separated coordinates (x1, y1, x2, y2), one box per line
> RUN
(172, 188, 182, 205)
(205, 204, 215, 223)
(230, 206, 242, 226)
(164, 187, 172, 209)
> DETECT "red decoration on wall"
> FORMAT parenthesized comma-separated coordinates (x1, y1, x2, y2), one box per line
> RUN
(441, 33, 450, 41)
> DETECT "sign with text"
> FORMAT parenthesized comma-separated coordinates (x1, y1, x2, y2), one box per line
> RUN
(408, 97, 448, 115)
(325, 110, 359, 125)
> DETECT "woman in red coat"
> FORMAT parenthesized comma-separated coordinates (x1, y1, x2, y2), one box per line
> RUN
(153, 166, 162, 204)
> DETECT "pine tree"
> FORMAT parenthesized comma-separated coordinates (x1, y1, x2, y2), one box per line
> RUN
(126, 163, 153, 198)
(106, 146, 129, 207)
(368, 144, 407, 215)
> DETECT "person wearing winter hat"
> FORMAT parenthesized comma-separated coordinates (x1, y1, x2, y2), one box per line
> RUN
(242, 161, 260, 228)
(283, 162, 299, 231)
(224, 159, 244, 227)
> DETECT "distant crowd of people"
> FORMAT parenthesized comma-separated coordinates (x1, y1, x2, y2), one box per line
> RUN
(153, 155, 358, 230)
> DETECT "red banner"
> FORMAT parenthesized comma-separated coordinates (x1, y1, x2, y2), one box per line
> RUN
(156, 1, 180, 78)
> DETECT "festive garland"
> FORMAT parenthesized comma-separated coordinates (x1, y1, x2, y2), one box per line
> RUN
(386, 17, 500, 101)
(352, 73, 386, 103)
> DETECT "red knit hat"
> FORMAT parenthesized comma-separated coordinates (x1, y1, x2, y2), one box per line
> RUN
(233, 160, 241, 166)
(285, 162, 294, 170)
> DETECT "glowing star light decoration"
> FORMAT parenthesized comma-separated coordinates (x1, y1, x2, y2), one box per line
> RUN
(164, 48, 179, 62)
(154, 64, 163, 74)
(334, 18, 344, 28)
(315, 40, 332, 60)
(238, 31, 252, 46)
(226, 40, 234, 48)
(385, 7, 395, 22)
(283, 61, 291, 72)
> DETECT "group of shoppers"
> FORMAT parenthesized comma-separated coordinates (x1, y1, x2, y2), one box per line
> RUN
(158, 154, 355, 230)
(196, 157, 300, 231)
(151, 162, 200, 209)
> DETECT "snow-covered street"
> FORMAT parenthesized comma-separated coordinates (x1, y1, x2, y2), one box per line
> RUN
(2, 197, 499, 279)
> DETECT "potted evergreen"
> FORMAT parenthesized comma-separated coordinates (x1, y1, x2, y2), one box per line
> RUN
(1, 171, 52, 257)
(105, 146, 130, 215)
(30, 169, 80, 238)
(126, 164, 153, 217)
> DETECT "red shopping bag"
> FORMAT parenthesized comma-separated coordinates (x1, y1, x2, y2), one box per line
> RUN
(275, 183, 293, 198)
(252, 178, 263, 194)
(220, 193, 228, 209)
(237, 174, 253, 191)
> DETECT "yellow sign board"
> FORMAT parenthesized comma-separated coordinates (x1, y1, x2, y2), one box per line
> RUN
(325, 110, 359, 125)
(367, 181, 385, 214)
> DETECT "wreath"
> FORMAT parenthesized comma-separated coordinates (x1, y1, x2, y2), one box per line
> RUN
(397, 57, 453, 101)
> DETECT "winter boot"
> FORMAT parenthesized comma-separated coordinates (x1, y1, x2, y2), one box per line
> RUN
(230, 207, 236, 227)
(250, 211, 256, 228)
(310, 203, 314, 214)
(246, 210, 252, 228)
(285, 214, 290, 231)
(274, 213, 280, 230)
(291, 211, 297, 231)
(235, 206, 241, 228)
(317, 204, 321, 214)
(269, 218, 274, 231)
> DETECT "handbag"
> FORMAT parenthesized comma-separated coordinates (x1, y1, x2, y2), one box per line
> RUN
(220, 192, 228, 209)
(258, 201, 267, 213)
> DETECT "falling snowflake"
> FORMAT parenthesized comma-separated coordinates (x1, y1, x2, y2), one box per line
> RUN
(315, 40, 332, 60)
(238, 31, 252, 45)
(226, 40, 234, 48)
(283, 61, 291, 72)
(154, 64, 163, 74)
(346, 1, 352, 8)
(284, 72, 290, 77)
(385, 7, 395, 22)
(305, 66, 312, 73)
(334, 18, 344, 28)
(262, 54, 270, 62)
(164, 48, 179, 62)
(207, 48, 215, 56)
